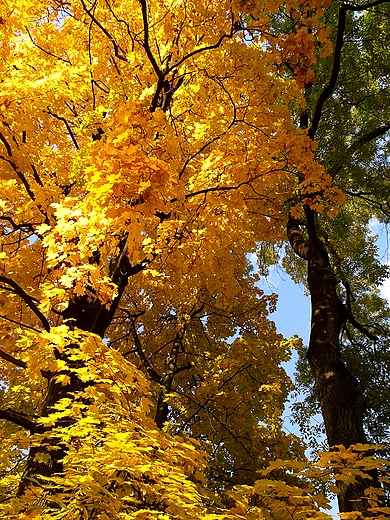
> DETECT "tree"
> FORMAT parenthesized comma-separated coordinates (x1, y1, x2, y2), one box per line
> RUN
(282, 0, 390, 513)
(0, 0, 388, 518)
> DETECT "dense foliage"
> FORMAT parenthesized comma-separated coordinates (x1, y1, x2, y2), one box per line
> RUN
(0, 0, 389, 518)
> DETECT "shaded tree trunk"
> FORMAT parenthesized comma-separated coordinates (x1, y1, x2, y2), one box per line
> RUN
(287, 209, 377, 514)
(18, 239, 135, 496)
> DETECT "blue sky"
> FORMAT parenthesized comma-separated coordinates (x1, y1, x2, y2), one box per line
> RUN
(253, 221, 390, 518)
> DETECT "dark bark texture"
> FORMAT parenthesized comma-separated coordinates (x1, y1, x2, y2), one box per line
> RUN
(288, 210, 378, 514)
(17, 238, 134, 496)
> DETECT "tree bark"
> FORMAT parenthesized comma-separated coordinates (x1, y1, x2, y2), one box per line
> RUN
(288, 210, 377, 514)
(18, 238, 135, 496)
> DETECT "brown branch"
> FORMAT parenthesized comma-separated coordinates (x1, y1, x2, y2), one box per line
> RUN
(347, 121, 390, 154)
(0, 409, 36, 432)
(178, 135, 222, 179)
(0, 155, 36, 201)
(0, 315, 41, 333)
(328, 121, 390, 179)
(139, 0, 163, 78)
(25, 27, 72, 64)
(166, 14, 237, 74)
(308, 6, 347, 140)
(182, 168, 285, 200)
(0, 348, 27, 369)
(129, 318, 161, 383)
(80, 0, 128, 62)
(287, 215, 309, 260)
(309, 0, 390, 140)
(45, 111, 79, 150)
(0, 275, 50, 332)
(0, 130, 12, 156)
(0, 346, 51, 379)
(342, 306, 378, 342)
(30, 163, 44, 187)
(176, 363, 250, 433)
(0, 216, 36, 235)
(345, 191, 390, 219)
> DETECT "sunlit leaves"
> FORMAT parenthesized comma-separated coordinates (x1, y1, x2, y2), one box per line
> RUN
(0, 0, 369, 517)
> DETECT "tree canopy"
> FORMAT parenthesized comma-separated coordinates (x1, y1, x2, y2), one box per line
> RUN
(0, 0, 389, 518)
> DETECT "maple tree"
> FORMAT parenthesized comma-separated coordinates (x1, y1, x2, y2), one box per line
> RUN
(0, 0, 388, 518)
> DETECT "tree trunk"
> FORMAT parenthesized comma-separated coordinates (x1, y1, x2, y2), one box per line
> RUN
(287, 210, 377, 514)
(18, 240, 134, 496)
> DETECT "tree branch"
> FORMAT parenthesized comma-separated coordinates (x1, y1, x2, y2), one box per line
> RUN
(0, 408, 36, 432)
(0, 216, 37, 235)
(138, 0, 163, 78)
(309, 0, 390, 140)
(0, 155, 36, 201)
(0, 348, 27, 369)
(343, 306, 378, 342)
(80, 0, 128, 62)
(45, 110, 79, 151)
(0, 275, 50, 332)
(309, 6, 347, 140)
(287, 215, 309, 259)
(0, 130, 12, 156)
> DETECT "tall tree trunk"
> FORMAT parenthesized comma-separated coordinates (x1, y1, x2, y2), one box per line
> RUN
(287, 209, 377, 514)
(18, 239, 135, 496)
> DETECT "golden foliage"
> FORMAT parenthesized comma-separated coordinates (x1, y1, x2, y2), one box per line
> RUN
(0, 0, 381, 518)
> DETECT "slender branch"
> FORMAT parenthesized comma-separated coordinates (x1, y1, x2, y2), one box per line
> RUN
(30, 164, 44, 187)
(0, 155, 36, 201)
(80, 0, 128, 62)
(345, 191, 390, 218)
(0, 315, 41, 333)
(308, 6, 347, 139)
(0, 275, 50, 332)
(45, 110, 79, 150)
(342, 307, 378, 342)
(176, 363, 250, 433)
(139, 0, 163, 78)
(166, 15, 237, 74)
(129, 319, 161, 382)
(0, 408, 36, 432)
(178, 135, 222, 179)
(183, 168, 285, 200)
(0, 130, 12, 156)
(347, 121, 390, 154)
(0, 216, 36, 235)
(0, 343, 52, 380)
(309, 0, 390, 140)
(25, 27, 71, 64)
(0, 349, 27, 369)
